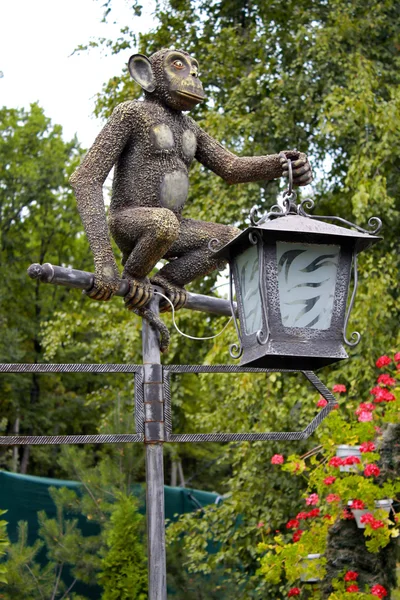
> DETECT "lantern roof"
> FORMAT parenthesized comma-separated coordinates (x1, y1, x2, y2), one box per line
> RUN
(214, 211, 381, 259)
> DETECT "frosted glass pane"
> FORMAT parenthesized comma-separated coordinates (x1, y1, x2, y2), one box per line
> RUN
(277, 242, 340, 330)
(235, 245, 263, 334)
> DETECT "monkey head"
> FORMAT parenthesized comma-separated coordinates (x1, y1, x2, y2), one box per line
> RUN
(128, 48, 206, 111)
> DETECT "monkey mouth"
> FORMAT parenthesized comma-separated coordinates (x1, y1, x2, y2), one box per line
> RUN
(176, 90, 206, 102)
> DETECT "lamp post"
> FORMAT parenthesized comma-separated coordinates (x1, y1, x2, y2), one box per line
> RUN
(213, 171, 381, 370)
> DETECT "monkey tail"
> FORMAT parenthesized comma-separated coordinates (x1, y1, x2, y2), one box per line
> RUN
(134, 306, 170, 352)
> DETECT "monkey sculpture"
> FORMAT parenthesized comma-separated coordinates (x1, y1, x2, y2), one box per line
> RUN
(70, 48, 312, 344)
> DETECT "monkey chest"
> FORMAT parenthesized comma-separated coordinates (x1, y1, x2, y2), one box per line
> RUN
(148, 123, 196, 211)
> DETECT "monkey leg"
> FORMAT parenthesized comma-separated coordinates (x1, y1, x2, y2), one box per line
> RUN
(152, 218, 239, 311)
(109, 207, 180, 309)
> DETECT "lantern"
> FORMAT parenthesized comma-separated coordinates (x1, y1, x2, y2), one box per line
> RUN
(213, 196, 381, 370)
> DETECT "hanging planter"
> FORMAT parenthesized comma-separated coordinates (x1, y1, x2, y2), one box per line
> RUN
(348, 499, 393, 528)
(336, 444, 361, 472)
(300, 553, 323, 583)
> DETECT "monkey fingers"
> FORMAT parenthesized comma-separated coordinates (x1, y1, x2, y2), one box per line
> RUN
(124, 277, 153, 310)
(85, 280, 119, 301)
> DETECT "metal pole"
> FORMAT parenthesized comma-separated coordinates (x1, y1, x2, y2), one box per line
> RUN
(142, 291, 167, 600)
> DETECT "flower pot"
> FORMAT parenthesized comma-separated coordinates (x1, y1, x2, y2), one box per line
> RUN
(300, 554, 322, 583)
(348, 499, 393, 528)
(336, 444, 361, 472)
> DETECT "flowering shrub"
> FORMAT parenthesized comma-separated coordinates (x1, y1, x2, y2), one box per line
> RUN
(258, 354, 400, 598)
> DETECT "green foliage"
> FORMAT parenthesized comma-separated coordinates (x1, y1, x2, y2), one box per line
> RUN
(98, 493, 147, 600)
(0, 509, 8, 584)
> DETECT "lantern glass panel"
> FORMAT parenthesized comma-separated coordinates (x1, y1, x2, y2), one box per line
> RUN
(235, 244, 263, 334)
(276, 242, 340, 330)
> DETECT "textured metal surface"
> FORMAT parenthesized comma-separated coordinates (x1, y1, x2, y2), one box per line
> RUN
(146, 443, 167, 600)
(170, 432, 305, 442)
(163, 371, 172, 440)
(0, 363, 141, 373)
(134, 370, 144, 434)
(166, 365, 298, 373)
(0, 434, 143, 445)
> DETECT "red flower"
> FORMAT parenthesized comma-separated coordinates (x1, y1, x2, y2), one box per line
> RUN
(343, 509, 355, 520)
(360, 441, 376, 453)
(307, 508, 320, 518)
(394, 352, 400, 363)
(324, 514, 333, 521)
(296, 511, 308, 521)
(306, 493, 319, 506)
(350, 499, 365, 509)
(288, 588, 301, 597)
(360, 513, 375, 525)
(344, 571, 359, 582)
(292, 529, 303, 542)
(371, 584, 388, 598)
(329, 457, 344, 468)
(286, 519, 300, 529)
(326, 493, 341, 503)
(324, 476, 337, 485)
(364, 464, 380, 477)
(346, 584, 359, 593)
(371, 519, 385, 530)
(356, 402, 375, 413)
(333, 384, 347, 393)
(317, 397, 328, 407)
(257, 521, 265, 529)
(377, 374, 396, 386)
(376, 355, 391, 368)
(271, 454, 284, 464)
(344, 456, 361, 466)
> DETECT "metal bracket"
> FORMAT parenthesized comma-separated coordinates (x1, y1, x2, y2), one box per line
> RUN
(0, 363, 336, 445)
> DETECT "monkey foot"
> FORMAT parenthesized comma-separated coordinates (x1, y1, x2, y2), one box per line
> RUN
(123, 276, 153, 310)
(279, 150, 313, 187)
(150, 274, 187, 313)
(134, 306, 170, 352)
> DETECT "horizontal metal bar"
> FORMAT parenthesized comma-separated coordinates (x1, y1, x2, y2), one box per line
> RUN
(0, 433, 144, 446)
(169, 432, 305, 442)
(166, 365, 299, 373)
(0, 364, 141, 373)
(27, 263, 235, 317)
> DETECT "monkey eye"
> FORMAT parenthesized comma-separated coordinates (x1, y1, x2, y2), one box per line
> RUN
(173, 60, 185, 69)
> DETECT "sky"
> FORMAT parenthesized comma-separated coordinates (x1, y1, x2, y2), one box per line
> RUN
(0, 0, 153, 147)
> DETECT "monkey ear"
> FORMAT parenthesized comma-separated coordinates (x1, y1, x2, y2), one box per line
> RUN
(128, 54, 156, 93)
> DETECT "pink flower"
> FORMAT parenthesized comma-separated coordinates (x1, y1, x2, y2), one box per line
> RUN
(376, 355, 391, 368)
(371, 584, 388, 598)
(257, 521, 265, 529)
(371, 519, 385, 530)
(296, 511, 308, 521)
(306, 493, 319, 506)
(324, 476, 337, 485)
(394, 352, 400, 363)
(333, 384, 347, 393)
(286, 519, 300, 529)
(356, 402, 375, 413)
(350, 499, 365, 509)
(344, 456, 360, 466)
(358, 411, 373, 422)
(317, 397, 328, 407)
(377, 374, 396, 386)
(346, 584, 359, 593)
(360, 441, 376, 453)
(326, 494, 341, 503)
(329, 457, 344, 468)
(360, 513, 375, 525)
(288, 588, 301, 597)
(292, 529, 303, 542)
(344, 571, 359, 582)
(271, 454, 284, 464)
(364, 464, 380, 477)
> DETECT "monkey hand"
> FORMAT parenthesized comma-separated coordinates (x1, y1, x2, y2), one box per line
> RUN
(85, 263, 121, 301)
(279, 150, 313, 187)
(150, 274, 187, 313)
(123, 277, 153, 310)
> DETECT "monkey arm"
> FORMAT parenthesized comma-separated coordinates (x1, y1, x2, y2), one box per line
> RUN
(70, 102, 138, 296)
(194, 125, 283, 184)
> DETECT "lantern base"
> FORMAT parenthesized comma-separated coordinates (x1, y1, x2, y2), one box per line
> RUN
(239, 340, 348, 371)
